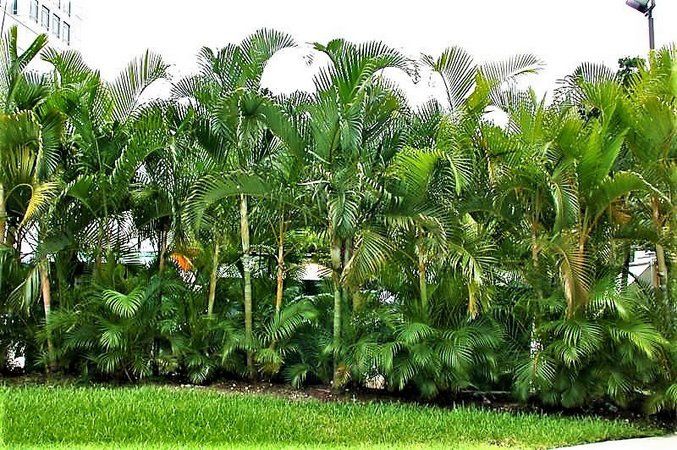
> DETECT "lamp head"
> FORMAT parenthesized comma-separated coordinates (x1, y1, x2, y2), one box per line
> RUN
(626, 0, 653, 14)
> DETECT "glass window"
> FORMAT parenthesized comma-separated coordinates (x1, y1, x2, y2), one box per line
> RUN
(30, 1, 39, 22)
(62, 22, 70, 45)
(11, 0, 18, 14)
(52, 14, 61, 37)
(41, 6, 50, 30)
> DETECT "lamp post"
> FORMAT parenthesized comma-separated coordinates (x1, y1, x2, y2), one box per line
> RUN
(626, 0, 656, 50)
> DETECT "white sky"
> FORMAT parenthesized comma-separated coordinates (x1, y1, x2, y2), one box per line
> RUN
(77, 0, 676, 105)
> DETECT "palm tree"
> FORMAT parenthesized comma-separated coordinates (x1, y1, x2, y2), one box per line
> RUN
(552, 81, 656, 317)
(414, 47, 543, 316)
(177, 29, 298, 379)
(621, 46, 676, 303)
(43, 47, 169, 270)
(303, 39, 415, 386)
(4, 43, 169, 371)
(0, 27, 66, 371)
(254, 93, 314, 314)
(0, 26, 49, 245)
(0, 109, 63, 371)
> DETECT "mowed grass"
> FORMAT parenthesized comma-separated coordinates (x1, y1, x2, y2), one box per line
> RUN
(0, 386, 663, 449)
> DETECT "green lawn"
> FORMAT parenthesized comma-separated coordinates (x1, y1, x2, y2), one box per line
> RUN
(0, 385, 663, 449)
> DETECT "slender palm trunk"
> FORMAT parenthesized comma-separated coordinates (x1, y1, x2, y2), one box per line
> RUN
(240, 194, 254, 379)
(529, 215, 543, 365)
(651, 197, 669, 301)
(0, 183, 6, 245)
(415, 234, 428, 312)
(343, 236, 353, 310)
(95, 218, 104, 270)
(207, 239, 220, 317)
(418, 253, 428, 312)
(330, 233, 343, 387)
(275, 218, 286, 314)
(565, 226, 590, 319)
(39, 260, 56, 372)
(158, 229, 167, 274)
(620, 246, 631, 288)
(531, 217, 544, 302)
(655, 243, 669, 294)
(5, 222, 15, 248)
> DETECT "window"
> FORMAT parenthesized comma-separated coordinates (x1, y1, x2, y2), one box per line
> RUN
(62, 22, 70, 45)
(30, 0, 39, 22)
(41, 6, 50, 30)
(11, 0, 18, 14)
(51, 14, 60, 37)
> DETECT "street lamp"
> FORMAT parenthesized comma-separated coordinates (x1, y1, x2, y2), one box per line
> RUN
(626, 0, 656, 50)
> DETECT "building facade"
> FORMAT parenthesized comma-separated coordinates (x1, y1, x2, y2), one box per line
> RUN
(0, 0, 81, 52)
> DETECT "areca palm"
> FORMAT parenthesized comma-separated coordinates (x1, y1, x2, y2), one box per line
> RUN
(0, 26, 50, 245)
(551, 81, 656, 317)
(4, 43, 168, 372)
(512, 276, 668, 408)
(417, 47, 544, 316)
(423, 46, 542, 114)
(178, 29, 298, 378)
(467, 64, 666, 402)
(253, 94, 315, 313)
(0, 27, 66, 371)
(0, 109, 62, 371)
(488, 80, 654, 318)
(44, 47, 169, 270)
(130, 103, 207, 277)
(304, 39, 415, 386)
(621, 46, 676, 303)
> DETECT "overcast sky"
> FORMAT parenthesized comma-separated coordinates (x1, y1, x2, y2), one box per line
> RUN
(77, 0, 676, 105)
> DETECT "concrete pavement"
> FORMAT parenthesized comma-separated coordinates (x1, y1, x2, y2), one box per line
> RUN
(557, 435, 676, 449)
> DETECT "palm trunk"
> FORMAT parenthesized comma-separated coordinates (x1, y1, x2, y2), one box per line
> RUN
(95, 218, 104, 270)
(565, 227, 590, 319)
(655, 243, 669, 297)
(5, 221, 15, 249)
(330, 233, 343, 387)
(39, 260, 56, 372)
(415, 235, 428, 312)
(620, 246, 631, 288)
(207, 239, 220, 317)
(651, 197, 669, 301)
(343, 236, 353, 311)
(275, 218, 286, 314)
(531, 218, 544, 302)
(0, 183, 6, 245)
(529, 216, 543, 367)
(240, 194, 254, 380)
(158, 229, 167, 274)
(418, 253, 428, 312)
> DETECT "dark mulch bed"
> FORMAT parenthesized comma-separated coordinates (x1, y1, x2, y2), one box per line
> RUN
(206, 379, 675, 431)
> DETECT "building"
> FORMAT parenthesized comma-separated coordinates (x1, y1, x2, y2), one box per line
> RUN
(0, 0, 81, 53)
(628, 250, 657, 286)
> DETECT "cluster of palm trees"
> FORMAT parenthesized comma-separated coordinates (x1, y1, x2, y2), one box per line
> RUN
(0, 26, 675, 413)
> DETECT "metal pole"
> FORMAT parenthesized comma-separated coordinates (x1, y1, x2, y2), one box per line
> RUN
(0, 0, 8, 39)
(647, 8, 655, 50)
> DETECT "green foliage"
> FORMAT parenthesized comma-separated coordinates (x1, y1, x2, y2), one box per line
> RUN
(0, 28, 675, 416)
